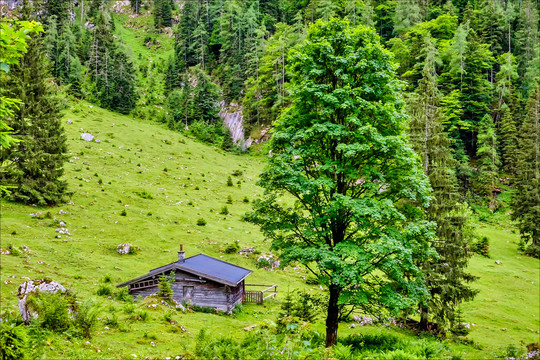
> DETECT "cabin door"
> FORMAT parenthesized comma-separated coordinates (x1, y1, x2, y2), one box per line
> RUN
(183, 286, 194, 299)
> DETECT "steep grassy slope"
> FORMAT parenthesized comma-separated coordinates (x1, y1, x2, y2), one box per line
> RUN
(1, 102, 538, 358)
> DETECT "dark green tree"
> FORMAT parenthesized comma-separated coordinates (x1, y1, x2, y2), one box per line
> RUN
(475, 114, 500, 206)
(247, 19, 433, 347)
(512, 84, 540, 249)
(499, 109, 518, 175)
(407, 33, 477, 331)
(0, 22, 69, 205)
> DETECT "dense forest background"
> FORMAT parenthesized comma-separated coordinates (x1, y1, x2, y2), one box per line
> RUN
(1, 0, 539, 246)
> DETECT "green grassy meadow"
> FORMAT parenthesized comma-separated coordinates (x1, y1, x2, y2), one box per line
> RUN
(1, 102, 538, 358)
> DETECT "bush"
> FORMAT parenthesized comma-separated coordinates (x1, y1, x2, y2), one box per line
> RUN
(341, 332, 402, 352)
(26, 292, 72, 332)
(232, 169, 243, 177)
(157, 272, 174, 302)
(471, 236, 490, 257)
(224, 241, 240, 254)
(115, 287, 132, 302)
(134, 190, 153, 200)
(226, 176, 233, 186)
(96, 285, 112, 297)
(525, 244, 540, 259)
(243, 196, 249, 203)
(120, 209, 127, 216)
(123, 304, 136, 314)
(0, 322, 27, 360)
(73, 300, 100, 339)
(103, 275, 112, 283)
(227, 195, 233, 204)
(196, 218, 207, 226)
(220, 206, 229, 215)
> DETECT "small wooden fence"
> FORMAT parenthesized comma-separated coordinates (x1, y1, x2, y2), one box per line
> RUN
(242, 284, 277, 304)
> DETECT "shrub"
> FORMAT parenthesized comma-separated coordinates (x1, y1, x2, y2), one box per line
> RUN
(220, 206, 229, 215)
(224, 241, 240, 254)
(134, 190, 153, 200)
(232, 304, 243, 316)
(197, 218, 207, 226)
(120, 209, 127, 216)
(227, 195, 233, 204)
(471, 236, 490, 257)
(26, 292, 72, 332)
(73, 300, 100, 339)
(232, 170, 243, 176)
(379, 349, 418, 360)
(226, 176, 233, 186)
(341, 332, 402, 352)
(243, 196, 249, 203)
(115, 287, 132, 302)
(135, 310, 149, 321)
(0, 322, 27, 360)
(123, 304, 136, 314)
(525, 244, 540, 259)
(157, 272, 174, 302)
(103, 275, 112, 283)
(333, 343, 354, 360)
(96, 285, 112, 297)
(104, 313, 119, 327)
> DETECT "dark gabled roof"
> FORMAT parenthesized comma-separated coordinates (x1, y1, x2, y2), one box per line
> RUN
(117, 254, 252, 288)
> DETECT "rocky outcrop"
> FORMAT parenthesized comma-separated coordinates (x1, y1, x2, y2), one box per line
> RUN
(218, 101, 251, 149)
(17, 279, 66, 324)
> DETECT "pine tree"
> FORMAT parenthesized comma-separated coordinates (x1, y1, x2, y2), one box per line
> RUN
(448, 22, 469, 87)
(515, 0, 539, 96)
(494, 52, 518, 124)
(512, 84, 540, 249)
(499, 109, 518, 175)
(57, 22, 83, 97)
(408, 33, 477, 331)
(475, 114, 500, 206)
(0, 18, 69, 205)
(393, 0, 423, 35)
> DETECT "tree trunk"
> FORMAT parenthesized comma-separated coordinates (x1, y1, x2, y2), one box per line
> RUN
(325, 285, 340, 347)
(419, 304, 429, 330)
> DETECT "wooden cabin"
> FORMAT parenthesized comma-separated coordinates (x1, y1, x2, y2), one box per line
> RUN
(116, 246, 252, 311)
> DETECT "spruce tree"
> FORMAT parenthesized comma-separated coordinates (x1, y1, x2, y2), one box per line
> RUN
(499, 109, 518, 175)
(393, 0, 423, 35)
(0, 20, 69, 205)
(476, 114, 500, 206)
(408, 33, 477, 331)
(512, 84, 540, 249)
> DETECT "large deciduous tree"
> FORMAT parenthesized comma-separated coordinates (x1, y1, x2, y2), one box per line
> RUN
(247, 19, 434, 347)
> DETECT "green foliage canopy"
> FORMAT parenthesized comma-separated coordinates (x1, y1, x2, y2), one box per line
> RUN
(248, 18, 434, 347)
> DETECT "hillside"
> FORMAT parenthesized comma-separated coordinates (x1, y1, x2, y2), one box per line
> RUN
(1, 103, 538, 359)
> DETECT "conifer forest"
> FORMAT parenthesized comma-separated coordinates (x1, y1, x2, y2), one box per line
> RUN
(0, 0, 539, 359)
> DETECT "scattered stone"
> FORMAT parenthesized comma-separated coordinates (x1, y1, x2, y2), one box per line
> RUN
(239, 247, 255, 255)
(116, 243, 137, 255)
(349, 323, 357, 328)
(243, 324, 257, 331)
(114, 266, 122, 270)
(95, 139, 101, 143)
(59, 221, 66, 227)
(495, 260, 502, 265)
(0, 249, 11, 255)
(502, 328, 507, 331)
(81, 133, 94, 141)
(55, 228, 71, 236)
(67, 120, 72, 124)
(352, 315, 374, 325)
(18, 279, 67, 323)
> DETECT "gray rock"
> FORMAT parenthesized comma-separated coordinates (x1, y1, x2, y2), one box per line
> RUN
(18, 279, 66, 323)
(67, 120, 72, 124)
(81, 133, 94, 141)
(495, 260, 502, 265)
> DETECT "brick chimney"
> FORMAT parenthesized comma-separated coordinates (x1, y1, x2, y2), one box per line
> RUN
(178, 244, 185, 263)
